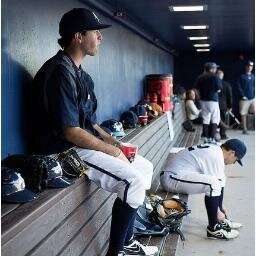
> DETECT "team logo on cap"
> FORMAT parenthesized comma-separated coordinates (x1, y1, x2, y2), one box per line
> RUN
(92, 12, 100, 23)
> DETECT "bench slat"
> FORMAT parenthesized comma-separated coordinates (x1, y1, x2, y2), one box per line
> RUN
(1, 204, 20, 218)
(2, 178, 101, 256)
(2, 177, 87, 240)
(122, 115, 167, 145)
(81, 216, 112, 256)
(28, 189, 114, 256)
(138, 124, 169, 157)
(59, 195, 115, 256)
(139, 124, 170, 159)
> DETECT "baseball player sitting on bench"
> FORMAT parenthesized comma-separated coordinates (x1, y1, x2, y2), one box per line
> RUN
(32, 8, 158, 256)
(160, 139, 247, 240)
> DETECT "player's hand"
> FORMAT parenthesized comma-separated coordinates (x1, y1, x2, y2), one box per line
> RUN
(242, 96, 248, 100)
(104, 135, 118, 145)
(116, 150, 130, 164)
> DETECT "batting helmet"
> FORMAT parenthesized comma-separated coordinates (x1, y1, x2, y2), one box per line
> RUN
(46, 157, 74, 188)
(1, 167, 38, 203)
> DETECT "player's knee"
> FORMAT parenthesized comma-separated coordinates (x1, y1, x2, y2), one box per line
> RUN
(126, 178, 146, 208)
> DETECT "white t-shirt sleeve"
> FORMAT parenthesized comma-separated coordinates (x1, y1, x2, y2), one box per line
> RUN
(186, 100, 201, 120)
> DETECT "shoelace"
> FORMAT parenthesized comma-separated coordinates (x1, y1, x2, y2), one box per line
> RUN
(218, 222, 231, 232)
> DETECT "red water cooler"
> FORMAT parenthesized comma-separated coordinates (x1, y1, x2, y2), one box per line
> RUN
(145, 74, 173, 111)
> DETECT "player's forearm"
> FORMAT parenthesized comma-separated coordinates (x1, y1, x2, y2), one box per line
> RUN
(93, 124, 120, 146)
(93, 124, 113, 141)
(63, 126, 120, 156)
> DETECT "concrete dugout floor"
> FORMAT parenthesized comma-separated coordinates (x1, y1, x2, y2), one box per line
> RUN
(176, 129, 255, 256)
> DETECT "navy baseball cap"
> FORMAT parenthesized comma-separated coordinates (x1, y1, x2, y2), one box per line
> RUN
(59, 8, 111, 36)
(204, 62, 219, 69)
(120, 111, 138, 128)
(223, 139, 247, 166)
(130, 105, 147, 117)
(100, 119, 126, 137)
(1, 167, 38, 203)
(246, 61, 254, 66)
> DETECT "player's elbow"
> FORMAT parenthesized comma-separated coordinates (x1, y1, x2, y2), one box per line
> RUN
(63, 126, 81, 142)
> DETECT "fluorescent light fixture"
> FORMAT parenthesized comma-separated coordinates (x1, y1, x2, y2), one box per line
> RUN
(188, 36, 209, 40)
(193, 44, 210, 47)
(181, 25, 209, 30)
(169, 5, 207, 12)
(196, 49, 210, 52)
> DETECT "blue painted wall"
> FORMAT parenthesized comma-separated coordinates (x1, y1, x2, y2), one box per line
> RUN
(1, 0, 173, 158)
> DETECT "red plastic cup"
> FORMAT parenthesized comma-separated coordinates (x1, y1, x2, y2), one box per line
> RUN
(138, 115, 148, 126)
(120, 143, 138, 162)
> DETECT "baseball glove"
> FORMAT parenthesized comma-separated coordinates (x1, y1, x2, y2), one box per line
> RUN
(148, 195, 191, 220)
(147, 194, 191, 241)
(55, 148, 88, 179)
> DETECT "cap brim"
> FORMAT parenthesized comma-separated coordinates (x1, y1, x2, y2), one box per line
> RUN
(112, 131, 126, 137)
(2, 189, 37, 203)
(47, 176, 74, 188)
(237, 159, 243, 166)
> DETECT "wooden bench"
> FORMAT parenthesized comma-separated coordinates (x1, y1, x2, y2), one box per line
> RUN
(1, 101, 201, 256)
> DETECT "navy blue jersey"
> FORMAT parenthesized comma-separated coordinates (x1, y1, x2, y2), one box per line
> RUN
(218, 80, 233, 110)
(32, 51, 98, 154)
(194, 73, 222, 101)
(237, 74, 255, 100)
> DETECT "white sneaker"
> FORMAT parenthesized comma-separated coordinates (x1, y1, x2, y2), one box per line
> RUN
(124, 238, 158, 255)
(207, 223, 239, 240)
(221, 218, 243, 229)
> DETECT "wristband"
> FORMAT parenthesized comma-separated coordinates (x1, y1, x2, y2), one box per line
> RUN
(114, 141, 122, 148)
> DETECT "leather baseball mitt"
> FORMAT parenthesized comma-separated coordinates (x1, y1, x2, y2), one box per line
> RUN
(56, 148, 88, 178)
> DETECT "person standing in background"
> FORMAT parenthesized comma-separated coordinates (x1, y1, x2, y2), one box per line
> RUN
(194, 62, 222, 143)
(216, 70, 233, 139)
(237, 61, 255, 134)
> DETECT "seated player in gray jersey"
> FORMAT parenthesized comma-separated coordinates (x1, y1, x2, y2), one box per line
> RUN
(160, 139, 247, 240)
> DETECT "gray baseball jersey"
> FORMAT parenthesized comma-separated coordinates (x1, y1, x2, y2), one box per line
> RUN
(161, 144, 225, 197)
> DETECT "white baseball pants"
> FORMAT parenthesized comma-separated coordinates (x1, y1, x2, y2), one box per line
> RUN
(200, 100, 220, 124)
(75, 147, 154, 209)
(160, 171, 222, 197)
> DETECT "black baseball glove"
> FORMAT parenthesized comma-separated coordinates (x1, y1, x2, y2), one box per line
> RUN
(55, 148, 88, 179)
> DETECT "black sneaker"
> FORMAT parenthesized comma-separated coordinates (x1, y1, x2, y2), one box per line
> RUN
(124, 238, 158, 255)
(207, 223, 239, 240)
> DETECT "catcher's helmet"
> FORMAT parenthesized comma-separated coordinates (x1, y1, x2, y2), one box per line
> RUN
(1, 167, 37, 203)
(46, 158, 74, 188)
(101, 119, 126, 137)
